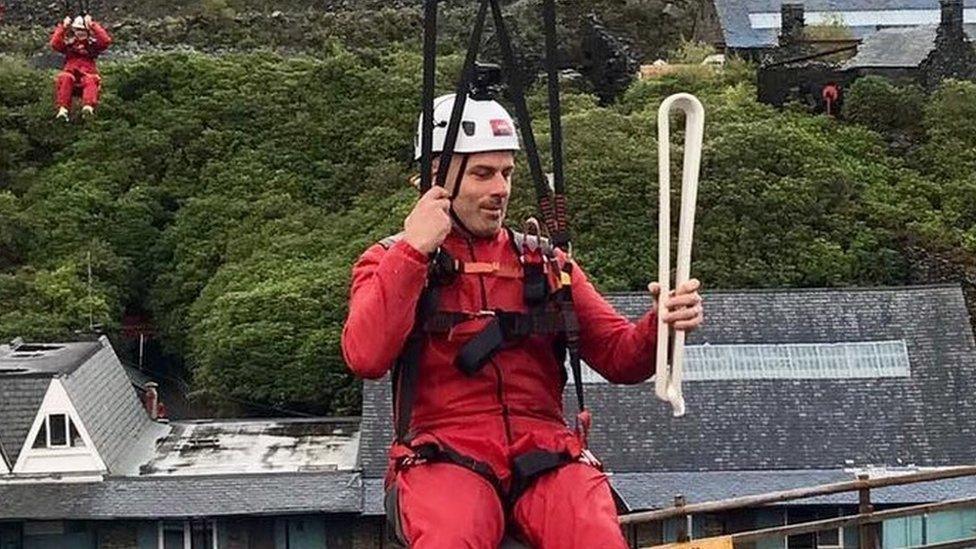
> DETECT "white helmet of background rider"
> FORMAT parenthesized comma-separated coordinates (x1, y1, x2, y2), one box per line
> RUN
(71, 16, 88, 30)
(413, 93, 520, 161)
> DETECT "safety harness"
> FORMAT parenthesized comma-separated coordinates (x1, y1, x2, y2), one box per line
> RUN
(381, 225, 590, 503)
(384, 0, 612, 541)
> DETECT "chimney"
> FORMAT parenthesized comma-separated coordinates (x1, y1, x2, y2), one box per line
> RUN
(940, 0, 964, 36)
(780, 3, 806, 46)
(144, 382, 159, 420)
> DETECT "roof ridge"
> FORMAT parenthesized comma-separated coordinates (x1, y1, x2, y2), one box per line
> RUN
(606, 283, 963, 296)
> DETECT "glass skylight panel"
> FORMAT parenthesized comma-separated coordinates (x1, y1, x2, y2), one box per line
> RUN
(572, 340, 910, 383)
(749, 9, 976, 30)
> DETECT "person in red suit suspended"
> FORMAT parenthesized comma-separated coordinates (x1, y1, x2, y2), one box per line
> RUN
(342, 92, 704, 548)
(50, 14, 112, 121)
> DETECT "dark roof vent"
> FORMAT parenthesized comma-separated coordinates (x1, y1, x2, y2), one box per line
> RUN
(4, 342, 65, 360)
(14, 344, 64, 352)
(780, 3, 806, 46)
(180, 437, 221, 452)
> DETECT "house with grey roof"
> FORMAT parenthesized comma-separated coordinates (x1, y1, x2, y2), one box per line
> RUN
(710, 0, 976, 54)
(359, 284, 976, 548)
(755, 0, 976, 109)
(0, 337, 371, 549)
(843, 0, 976, 88)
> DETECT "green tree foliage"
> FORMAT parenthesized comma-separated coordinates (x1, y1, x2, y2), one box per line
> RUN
(843, 76, 926, 149)
(1, 43, 972, 415)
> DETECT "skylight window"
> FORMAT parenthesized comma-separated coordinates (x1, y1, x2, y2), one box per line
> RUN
(572, 341, 910, 383)
(749, 9, 976, 29)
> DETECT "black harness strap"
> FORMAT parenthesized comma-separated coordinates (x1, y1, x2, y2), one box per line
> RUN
(558, 261, 586, 416)
(419, 0, 438, 193)
(437, 0, 489, 191)
(393, 286, 440, 442)
(487, 0, 559, 236)
(423, 310, 565, 337)
(510, 449, 574, 504)
(413, 442, 506, 496)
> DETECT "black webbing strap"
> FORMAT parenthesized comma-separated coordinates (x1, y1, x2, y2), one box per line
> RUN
(413, 442, 506, 497)
(448, 310, 567, 376)
(487, 0, 558, 235)
(419, 0, 437, 193)
(393, 285, 441, 441)
(510, 449, 573, 504)
(456, 316, 505, 376)
(541, 0, 571, 248)
(422, 310, 564, 336)
(558, 262, 585, 415)
(436, 0, 489, 191)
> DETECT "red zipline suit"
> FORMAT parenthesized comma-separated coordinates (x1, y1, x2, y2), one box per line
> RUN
(49, 20, 112, 109)
(342, 228, 658, 548)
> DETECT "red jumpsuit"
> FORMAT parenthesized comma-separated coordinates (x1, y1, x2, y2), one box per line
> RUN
(342, 228, 657, 548)
(49, 21, 112, 109)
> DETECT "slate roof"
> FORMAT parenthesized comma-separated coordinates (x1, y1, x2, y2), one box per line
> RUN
(0, 472, 363, 519)
(0, 337, 168, 473)
(140, 418, 360, 476)
(712, 0, 976, 48)
(0, 339, 102, 468)
(60, 341, 169, 475)
(0, 376, 52, 470)
(359, 284, 976, 510)
(844, 26, 939, 67)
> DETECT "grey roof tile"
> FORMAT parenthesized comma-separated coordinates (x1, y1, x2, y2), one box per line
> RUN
(360, 285, 976, 487)
(843, 26, 939, 67)
(0, 340, 101, 377)
(0, 377, 52, 466)
(0, 472, 363, 519)
(0, 340, 103, 466)
(60, 339, 169, 475)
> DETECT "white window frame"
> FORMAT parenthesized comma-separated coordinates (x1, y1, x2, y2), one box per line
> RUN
(46, 413, 70, 449)
(13, 379, 105, 474)
(157, 519, 218, 549)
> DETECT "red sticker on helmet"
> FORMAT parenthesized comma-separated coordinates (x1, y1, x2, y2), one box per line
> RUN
(490, 119, 514, 136)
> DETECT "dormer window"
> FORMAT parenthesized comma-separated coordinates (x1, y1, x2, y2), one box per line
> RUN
(31, 413, 85, 449)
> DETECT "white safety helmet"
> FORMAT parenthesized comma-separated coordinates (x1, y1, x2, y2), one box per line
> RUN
(413, 93, 520, 161)
(71, 16, 87, 30)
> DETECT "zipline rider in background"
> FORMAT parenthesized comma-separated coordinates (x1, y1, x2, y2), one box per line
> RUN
(342, 93, 704, 548)
(49, 13, 112, 121)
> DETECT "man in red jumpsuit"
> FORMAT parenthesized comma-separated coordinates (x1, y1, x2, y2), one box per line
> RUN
(50, 14, 112, 121)
(342, 93, 704, 548)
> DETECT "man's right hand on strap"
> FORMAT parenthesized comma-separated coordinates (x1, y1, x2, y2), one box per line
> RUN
(403, 186, 452, 255)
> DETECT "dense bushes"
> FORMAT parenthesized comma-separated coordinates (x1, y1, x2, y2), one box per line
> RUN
(2, 44, 974, 414)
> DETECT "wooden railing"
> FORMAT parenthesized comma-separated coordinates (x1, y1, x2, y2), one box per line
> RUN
(618, 466, 976, 549)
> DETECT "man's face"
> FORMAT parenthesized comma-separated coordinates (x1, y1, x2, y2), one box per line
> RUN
(436, 151, 514, 238)
(72, 28, 89, 41)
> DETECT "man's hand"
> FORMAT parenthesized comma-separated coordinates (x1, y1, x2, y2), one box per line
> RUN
(83, 14, 92, 27)
(63, 16, 72, 27)
(403, 186, 451, 255)
(649, 278, 703, 332)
